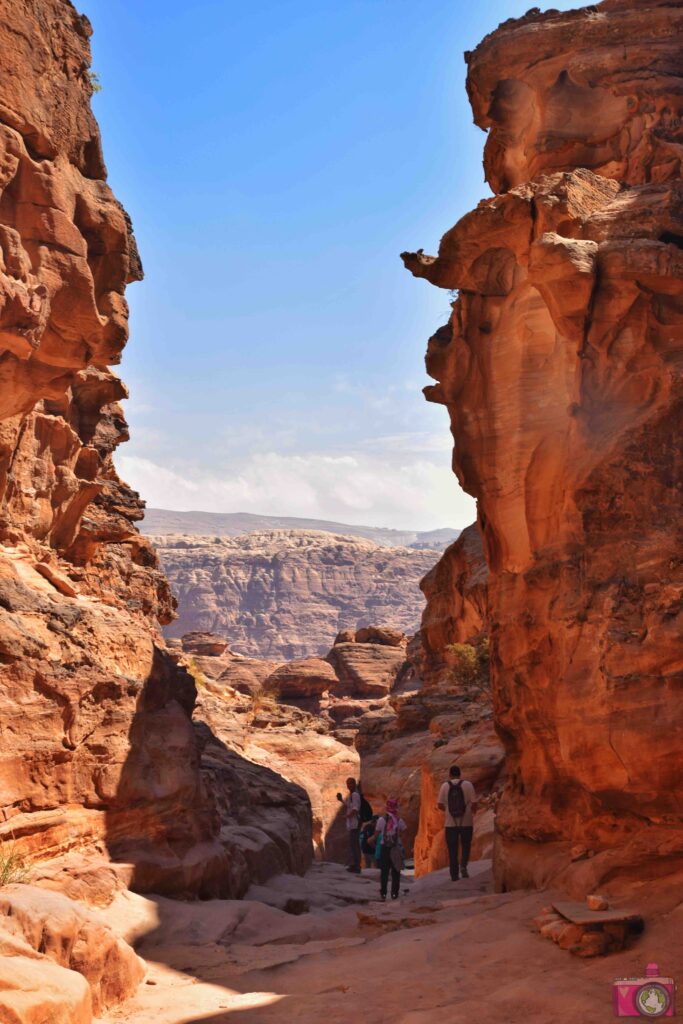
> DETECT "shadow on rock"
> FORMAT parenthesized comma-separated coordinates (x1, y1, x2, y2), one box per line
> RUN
(104, 645, 312, 900)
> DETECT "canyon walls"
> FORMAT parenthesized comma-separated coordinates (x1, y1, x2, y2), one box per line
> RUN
(0, 0, 314, 909)
(403, 0, 683, 893)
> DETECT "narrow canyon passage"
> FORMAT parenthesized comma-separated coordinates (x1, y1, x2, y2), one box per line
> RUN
(0, 0, 681, 1020)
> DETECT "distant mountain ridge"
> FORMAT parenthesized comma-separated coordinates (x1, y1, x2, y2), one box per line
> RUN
(141, 508, 459, 550)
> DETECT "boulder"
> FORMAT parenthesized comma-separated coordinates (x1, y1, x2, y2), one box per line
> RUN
(0, 885, 143, 1015)
(327, 642, 406, 697)
(181, 632, 230, 657)
(266, 658, 339, 698)
(354, 625, 406, 647)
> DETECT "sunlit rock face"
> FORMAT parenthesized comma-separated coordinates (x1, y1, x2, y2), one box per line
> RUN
(152, 530, 436, 659)
(404, 0, 683, 893)
(0, 0, 237, 900)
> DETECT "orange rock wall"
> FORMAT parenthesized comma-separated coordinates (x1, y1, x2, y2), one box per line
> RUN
(0, 0, 314, 900)
(419, 523, 488, 686)
(404, 0, 683, 893)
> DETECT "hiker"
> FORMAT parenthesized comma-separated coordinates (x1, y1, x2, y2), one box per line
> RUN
(360, 814, 379, 868)
(337, 777, 362, 873)
(437, 764, 477, 881)
(373, 797, 406, 901)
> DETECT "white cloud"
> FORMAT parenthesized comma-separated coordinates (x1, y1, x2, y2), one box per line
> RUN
(116, 449, 475, 531)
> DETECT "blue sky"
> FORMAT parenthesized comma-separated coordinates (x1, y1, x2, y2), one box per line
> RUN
(81, 0, 586, 530)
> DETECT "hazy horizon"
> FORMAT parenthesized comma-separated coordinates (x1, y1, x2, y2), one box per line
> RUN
(140, 505, 461, 538)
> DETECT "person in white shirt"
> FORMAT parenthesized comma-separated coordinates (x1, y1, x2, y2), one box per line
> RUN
(437, 764, 477, 880)
(338, 777, 361, 873)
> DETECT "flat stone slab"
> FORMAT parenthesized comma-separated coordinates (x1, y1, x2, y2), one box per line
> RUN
(552, 901, 638, 925)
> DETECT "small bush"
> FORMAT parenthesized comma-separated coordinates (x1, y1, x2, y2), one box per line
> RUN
(446, 638, 490, 692)
(0, 840, 30, 887)
(250, 679, 280, 718)
(87, 70, 102, 93)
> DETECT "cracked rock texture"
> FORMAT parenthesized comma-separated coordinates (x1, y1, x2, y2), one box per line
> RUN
(403, 0, 683, 893)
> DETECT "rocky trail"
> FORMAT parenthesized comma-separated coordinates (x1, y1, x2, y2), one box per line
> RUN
(97, 861, 682, 1024)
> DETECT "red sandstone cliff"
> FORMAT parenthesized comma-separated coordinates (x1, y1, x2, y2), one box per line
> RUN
(403, 0, 683, 894)
(0, 0, 313, 907)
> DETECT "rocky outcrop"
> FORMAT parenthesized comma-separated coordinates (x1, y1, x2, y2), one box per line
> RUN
(268, 658, 339, 698)
(327, 640, 407, 697)
(150, 530, 437, 658)
(167, 625, 504, 866)
(0, 3, 321, 1015)
(0, 29, 305, 1024)
(171, 636, 355, 864)
(0, 885, 144, 1019)
(418, 523, 488, 688)
(403, 0, 683, 893)
(0, 0, 236, 910)
(357, 545, 503, 869)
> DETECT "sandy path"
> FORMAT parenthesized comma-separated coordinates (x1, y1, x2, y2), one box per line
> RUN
(98, 861, 683, 1024)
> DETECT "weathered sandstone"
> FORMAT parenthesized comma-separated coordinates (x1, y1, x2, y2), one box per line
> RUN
(0, 885, 144, 1016)
(418, 523, 488, 687)
(150, 530, 437, 658)
(170, 625, 503, 867)
(327, 640, 407, 697)
(0, 0, 242, 910)
(267, 657, 339, 698)
(0, 5, 317, 1019)
(403, 0, 683, 892)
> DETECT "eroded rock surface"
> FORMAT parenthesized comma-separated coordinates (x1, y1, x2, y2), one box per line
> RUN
(0, 3, 313, 1019)
(358, 532, 503, 869)
(151, 530, 436, 658)
(403, 0, 683, 892)
(0, 0, 235, 908)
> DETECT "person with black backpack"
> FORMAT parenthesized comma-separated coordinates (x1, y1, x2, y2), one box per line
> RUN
(336, 778, 372, 873)
(437, 765, 477, 881)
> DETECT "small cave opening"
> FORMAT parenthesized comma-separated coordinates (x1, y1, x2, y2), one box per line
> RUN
(659, 231, 683, 250)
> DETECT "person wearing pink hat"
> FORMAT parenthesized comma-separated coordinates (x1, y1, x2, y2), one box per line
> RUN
(373, 797, 407, 901)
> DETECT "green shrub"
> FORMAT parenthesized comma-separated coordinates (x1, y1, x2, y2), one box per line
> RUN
(0, 840, 30, 887)
(445, 638, 490, 691)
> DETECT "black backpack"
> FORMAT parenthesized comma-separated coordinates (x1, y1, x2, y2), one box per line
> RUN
(447, 780, 466, 818)
(358, 793, 373, 823)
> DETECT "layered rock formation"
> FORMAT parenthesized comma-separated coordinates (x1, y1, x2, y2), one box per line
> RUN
(168, 627, 413, 861)
(0, 4, 313, 1017)
(152, 530, 436, 658)
(0, 0, 237, 903)
(403, 0, 683, 893)
(170, 606, 505, 868)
